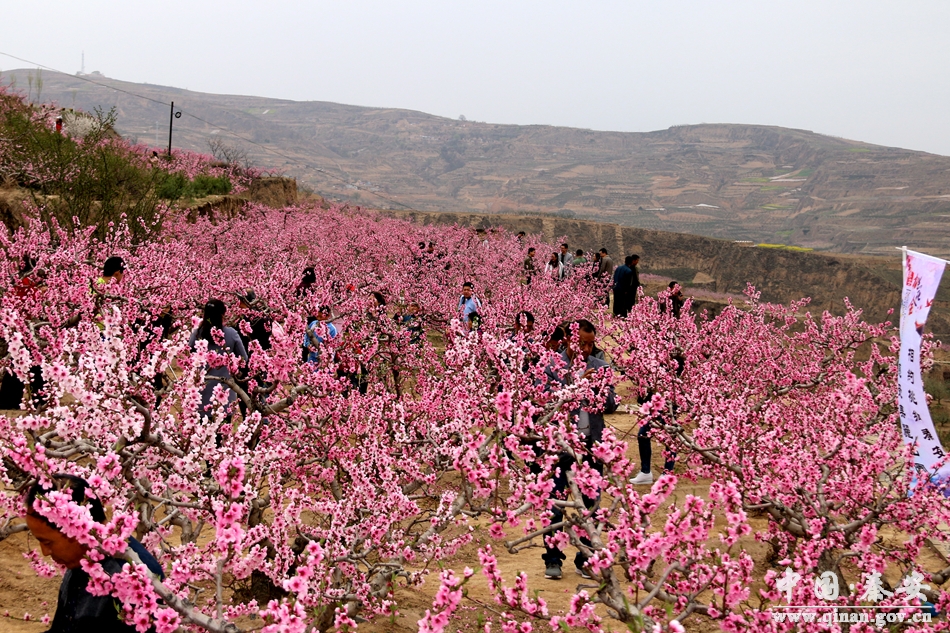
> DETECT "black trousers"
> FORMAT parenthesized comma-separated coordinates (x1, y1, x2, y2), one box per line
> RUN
(637, 422, 676, 474)
(0, 365, 44, 409)
(612, 291, 629, 317)
(530, 445, 603, 569)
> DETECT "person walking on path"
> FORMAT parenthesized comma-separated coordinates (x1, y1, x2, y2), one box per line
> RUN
(538, 319, 617, 580)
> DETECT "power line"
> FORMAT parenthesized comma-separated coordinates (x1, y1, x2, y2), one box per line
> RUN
(0, 50, 415, 210)
(0, 50, 170, 107)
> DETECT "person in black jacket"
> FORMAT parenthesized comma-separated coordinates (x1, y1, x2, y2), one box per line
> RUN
(659, 281, 685, 318)
(629, 254, 642, 307)
(236, 289, 272, 355)
(235, 289, 272, 419)
(612, 256, 633, 317)
(25, 475, 164, 633)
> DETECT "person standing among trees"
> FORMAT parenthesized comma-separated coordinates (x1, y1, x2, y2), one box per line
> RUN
(295, 267, 317, 298)
(303, 306, 338, 364)
(631, 355, 683, 486)
(558, 243, 572, 275)
(398, 301, 424, 346)
(629, 254, 642, 307)
(659, 281, 686, 318)
(457, 282, 482, 332)
(511, 310, 535, 338)
(96, 256, 125, 289)
(93, 256, 127, 335)
(572, 249, 587, 267)
(189, 299, 248, 416)
(0, 257, 46, 409)
(545, 252, 565, 282)
(539, 319, 617, 580)
(235, 289, 271, 418)
(236, 289, 272, 354)
(523, 247, 538, 285)
(597, 248, 614, 306)
(24, 475, 165, 633)
(12, 255, 42, 298)
(545, 323, 568, 353)
(612, 256, 633, 317)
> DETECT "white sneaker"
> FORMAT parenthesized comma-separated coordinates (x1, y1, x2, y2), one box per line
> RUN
(630, 471, 653, 485)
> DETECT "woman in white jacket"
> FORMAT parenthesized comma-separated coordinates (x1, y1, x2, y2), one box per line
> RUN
(544, 252, 565, 281)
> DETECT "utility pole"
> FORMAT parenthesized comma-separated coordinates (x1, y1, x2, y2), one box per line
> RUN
(167, 101, 181, 159)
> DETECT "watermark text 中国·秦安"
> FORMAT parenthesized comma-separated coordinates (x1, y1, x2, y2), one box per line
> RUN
(769, 568, 933, 626)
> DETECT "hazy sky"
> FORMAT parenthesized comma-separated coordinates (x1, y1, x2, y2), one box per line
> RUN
(4, 1, 950, 155)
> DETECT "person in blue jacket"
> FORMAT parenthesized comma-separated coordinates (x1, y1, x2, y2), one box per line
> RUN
(303, 305, 338, 364)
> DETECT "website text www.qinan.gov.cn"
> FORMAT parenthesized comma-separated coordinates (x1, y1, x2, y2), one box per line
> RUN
(770, 609, 932, 626)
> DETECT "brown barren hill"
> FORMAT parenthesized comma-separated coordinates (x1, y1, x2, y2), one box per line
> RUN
(6, 69, 950, 258)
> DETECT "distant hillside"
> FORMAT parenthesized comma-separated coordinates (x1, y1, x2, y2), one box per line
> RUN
(7, 69, 950, 257)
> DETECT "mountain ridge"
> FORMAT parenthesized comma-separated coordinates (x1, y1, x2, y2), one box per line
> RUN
(5, 68, 950, 257)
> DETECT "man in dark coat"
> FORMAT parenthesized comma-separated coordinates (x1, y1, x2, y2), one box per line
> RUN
(25, 475, 164, 633)
(612, 256, 633, 317)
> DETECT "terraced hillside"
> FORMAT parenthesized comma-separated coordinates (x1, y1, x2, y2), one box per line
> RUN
(7, 69, 950, 257)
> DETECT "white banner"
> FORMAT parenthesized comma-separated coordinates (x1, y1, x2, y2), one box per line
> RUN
(899, 249, 947, 488)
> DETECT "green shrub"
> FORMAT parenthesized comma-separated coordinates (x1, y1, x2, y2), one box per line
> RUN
(156, 173, 189, 200)
(0, 100, 166, 241)
(925, 374, 950, 404)
(156, 173, 231, 200)
(191, 174, 232, 197)
(756, 243, 814, 252)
